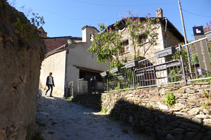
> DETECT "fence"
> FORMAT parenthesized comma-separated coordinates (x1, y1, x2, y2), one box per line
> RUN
(102, 35, 211, 92)
(78, 78, 104, 95)
(78, 79, 88, 95)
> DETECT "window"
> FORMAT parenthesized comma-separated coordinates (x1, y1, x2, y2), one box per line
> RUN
(138, 35, 148, 44)
(126, 44, 129, 53)
(197, 67, 202, 75)
(38, 31, 44, 35)
(121, 40, 129, 53)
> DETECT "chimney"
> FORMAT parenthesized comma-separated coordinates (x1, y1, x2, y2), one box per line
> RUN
(156, 8, 163, 18)
(82, 25, 99, 43)
(82, 25, 90, 43)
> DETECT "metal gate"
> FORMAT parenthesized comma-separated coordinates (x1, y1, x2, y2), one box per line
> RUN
(78, 79, 88, 95)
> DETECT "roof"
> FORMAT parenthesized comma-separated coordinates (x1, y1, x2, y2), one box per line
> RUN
(82, 25, 99, 32)
(37, 27, 47, 33)
(73, 65, 103, 73)
(43, 36, 82, 53)
(107, 17, 184, 42)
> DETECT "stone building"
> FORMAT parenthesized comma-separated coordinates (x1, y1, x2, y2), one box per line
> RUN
(107, 8, 184, 62)
(106, 8, 184, 85)
(39, 26, 110, 97)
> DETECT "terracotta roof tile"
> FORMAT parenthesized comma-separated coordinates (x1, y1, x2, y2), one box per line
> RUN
(44, 38, 67, 53)
(43, 36, 82, 53)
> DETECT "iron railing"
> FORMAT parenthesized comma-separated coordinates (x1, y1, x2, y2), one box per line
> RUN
(102, 36, 211, 92)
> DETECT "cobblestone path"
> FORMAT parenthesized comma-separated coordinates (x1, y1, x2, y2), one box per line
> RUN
(36, 95, 152, 140)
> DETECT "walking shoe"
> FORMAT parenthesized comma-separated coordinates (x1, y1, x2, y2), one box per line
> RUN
(50, 95, 53, 97)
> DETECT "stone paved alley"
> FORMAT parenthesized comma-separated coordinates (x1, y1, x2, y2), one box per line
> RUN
(36, 95, 153, 140)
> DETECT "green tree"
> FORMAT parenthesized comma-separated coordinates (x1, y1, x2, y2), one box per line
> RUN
(88, 22, 123, 68)
(88, 11, 159, 68)
(123, 12, 159, 59)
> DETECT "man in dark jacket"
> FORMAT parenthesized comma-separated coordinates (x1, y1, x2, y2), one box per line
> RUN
(45, 72, 55, 97)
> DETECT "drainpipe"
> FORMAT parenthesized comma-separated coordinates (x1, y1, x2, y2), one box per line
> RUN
(164, 18, 168, 48)
(64, 37, 72, 98)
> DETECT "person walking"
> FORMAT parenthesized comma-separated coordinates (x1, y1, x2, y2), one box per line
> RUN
(45, 72, 55, 97)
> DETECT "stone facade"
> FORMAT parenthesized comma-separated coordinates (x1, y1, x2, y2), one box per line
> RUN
(101, 82, 211, 140)
(161, 24, 182, 48)
(118, 18, 182, 63)
(119, 23, 165, 62)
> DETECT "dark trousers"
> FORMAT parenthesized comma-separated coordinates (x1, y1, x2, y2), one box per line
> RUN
(45, 85, 53, 96)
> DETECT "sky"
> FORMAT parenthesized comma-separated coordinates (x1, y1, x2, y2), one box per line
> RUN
(8, 0, 211, 41)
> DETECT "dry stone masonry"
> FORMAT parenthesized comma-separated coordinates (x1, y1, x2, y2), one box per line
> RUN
(101, 82, 211, 140)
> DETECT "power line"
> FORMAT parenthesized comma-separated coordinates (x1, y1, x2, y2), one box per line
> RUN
(183, 9, 211, 17)
(165, 8, 178, 16)
(34, 9, 121, 22)
(69, 0, 175, 7)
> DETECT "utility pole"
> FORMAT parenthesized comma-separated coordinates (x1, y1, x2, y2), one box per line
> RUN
(178, 0, 193, 78)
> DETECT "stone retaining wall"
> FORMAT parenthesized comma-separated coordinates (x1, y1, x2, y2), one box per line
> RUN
(101, 82, 211, 140)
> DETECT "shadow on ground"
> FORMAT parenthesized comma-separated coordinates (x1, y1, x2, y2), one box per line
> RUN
(36, 95, 139, 140)
(70, 93, 102, 112)
(71, 94, 211, 140)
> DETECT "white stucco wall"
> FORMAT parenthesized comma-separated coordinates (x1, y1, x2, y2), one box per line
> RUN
(40, 51, 66, 96)
(66, 40, 110, 96)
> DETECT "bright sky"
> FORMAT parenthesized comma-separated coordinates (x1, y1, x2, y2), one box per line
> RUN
(8, 0, 211, 41)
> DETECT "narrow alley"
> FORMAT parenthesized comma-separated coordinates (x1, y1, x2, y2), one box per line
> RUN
(36, 95, 152, 140)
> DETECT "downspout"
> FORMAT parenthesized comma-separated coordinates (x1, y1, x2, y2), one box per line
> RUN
(64, 45, 68, 98)
(164, 18, 168, 48)
(64, 38, 72, 98)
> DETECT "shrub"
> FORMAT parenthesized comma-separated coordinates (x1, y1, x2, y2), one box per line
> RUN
(166, 92, 175, 106)
(102, 107, 107, 114)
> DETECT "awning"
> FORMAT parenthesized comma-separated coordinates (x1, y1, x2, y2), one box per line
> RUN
(73, 65, 103, 73)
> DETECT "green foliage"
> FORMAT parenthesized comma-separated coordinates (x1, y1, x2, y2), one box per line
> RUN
(191, 74, 211, 83)
(13, 17, 34, 38)
(168, 69, 181, 82)
(124, 12, 159, 58)
(114, 83, 121, 90)
(88, 23, 123, 64)
(89, 11, 159, 65)
(172, 47, 188, 69)
(110, 60, 123, 69)
(165, 92, 175, 106)
(190, 53, 199, 64)
(11, 12, 45, 40)
(66, 97, 73, 101)
(102, 107, 107, 114)
(31, 13, 45, 28)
